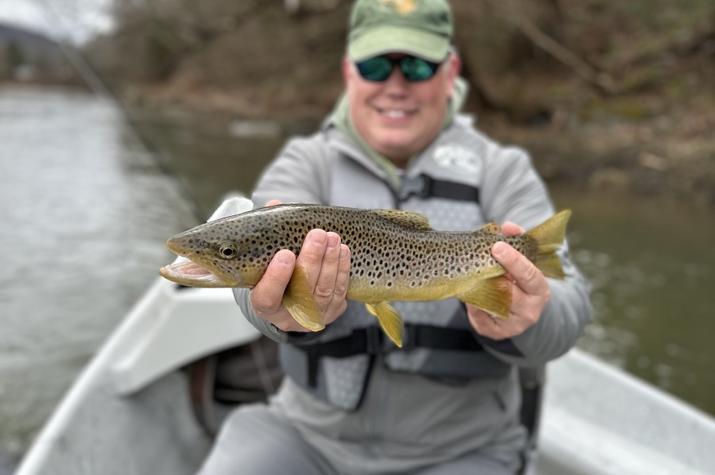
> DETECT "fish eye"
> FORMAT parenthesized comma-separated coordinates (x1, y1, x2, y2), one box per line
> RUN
(219, 243, 238, 259)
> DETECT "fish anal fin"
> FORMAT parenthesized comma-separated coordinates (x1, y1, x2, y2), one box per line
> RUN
(458, 276, 512, 319)
(365, 302, 404, 348)
(373, 209, 432, 231)
(283, 266, 325, 332)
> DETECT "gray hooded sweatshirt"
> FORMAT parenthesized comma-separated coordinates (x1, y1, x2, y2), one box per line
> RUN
(230, 85, 591, 469)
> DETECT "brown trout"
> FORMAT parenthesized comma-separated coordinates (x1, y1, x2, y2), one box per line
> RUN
(160, 205, 571, 347)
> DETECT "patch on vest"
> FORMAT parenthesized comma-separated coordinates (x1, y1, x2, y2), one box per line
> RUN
(433, 145, 481, 175)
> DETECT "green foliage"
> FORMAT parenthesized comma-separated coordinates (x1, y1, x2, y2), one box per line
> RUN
(7, 41, 24, 70)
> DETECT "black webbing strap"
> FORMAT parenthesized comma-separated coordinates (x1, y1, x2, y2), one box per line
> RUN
(398, 174, 480, 203)
(405, 324, 484, 352)
(296, 324, 485, 387)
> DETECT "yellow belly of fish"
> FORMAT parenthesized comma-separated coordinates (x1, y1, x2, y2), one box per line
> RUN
(346, 268, 504, 303)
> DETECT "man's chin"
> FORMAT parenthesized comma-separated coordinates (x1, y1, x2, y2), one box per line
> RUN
(372, 137, 421, 162)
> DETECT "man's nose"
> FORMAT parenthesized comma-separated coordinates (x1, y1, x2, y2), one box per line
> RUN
(383, 67, 410, 94)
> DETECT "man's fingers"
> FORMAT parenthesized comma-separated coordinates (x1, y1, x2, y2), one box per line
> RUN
(251, 249, 295, 315)
(492, 241, 548, 295)
(334, 244, 351, 300)
(323, 244, 351, 322)
(313, 232, 341, 302)
(501, 221, 524, 237)
(295, 229, 328, 290)
(266, 199, 282, 207)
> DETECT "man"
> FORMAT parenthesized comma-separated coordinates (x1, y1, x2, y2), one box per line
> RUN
(198, 0, 591, 473)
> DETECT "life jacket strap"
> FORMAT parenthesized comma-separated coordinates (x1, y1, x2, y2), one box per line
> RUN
(295, 324, 485, 387)
(398, 174, 480, 202)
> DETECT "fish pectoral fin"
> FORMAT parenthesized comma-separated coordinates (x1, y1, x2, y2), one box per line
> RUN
(458, 276, 512, 319)
(283, 265, 325, 332)
(365, 302, 404, 348)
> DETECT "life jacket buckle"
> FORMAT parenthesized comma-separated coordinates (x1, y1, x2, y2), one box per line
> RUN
(399, 174, 432, 201)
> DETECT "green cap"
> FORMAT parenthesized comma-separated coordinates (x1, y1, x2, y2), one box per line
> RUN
(347, 0, 453, 63)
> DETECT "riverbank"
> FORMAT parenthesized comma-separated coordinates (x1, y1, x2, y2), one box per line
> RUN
(127, 75, 715, 207)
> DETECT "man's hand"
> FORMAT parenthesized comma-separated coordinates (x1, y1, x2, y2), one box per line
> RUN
(250, 200, 351, 332)
(467, 222, 551, 340)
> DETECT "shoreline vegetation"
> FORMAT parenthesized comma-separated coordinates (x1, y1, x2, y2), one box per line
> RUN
(7, 0, 715, 205)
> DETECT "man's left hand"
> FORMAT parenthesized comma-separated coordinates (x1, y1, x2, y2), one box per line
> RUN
(467, 222, 551, 340)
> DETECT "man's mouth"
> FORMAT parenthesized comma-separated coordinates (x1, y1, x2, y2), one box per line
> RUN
(374, 106, 417, 119)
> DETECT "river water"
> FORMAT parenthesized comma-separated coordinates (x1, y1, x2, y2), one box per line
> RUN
(1, 86, 713, 468)
(0, 86, 197, 469)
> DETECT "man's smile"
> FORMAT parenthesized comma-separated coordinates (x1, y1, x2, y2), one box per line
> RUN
(373, 105, 418, 121)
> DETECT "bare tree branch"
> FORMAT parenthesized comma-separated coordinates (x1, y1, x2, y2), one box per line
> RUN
(492, 0, 617, 95)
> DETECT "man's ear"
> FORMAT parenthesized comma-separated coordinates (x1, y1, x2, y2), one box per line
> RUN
(446, 52, 462, 95)
(341, 56, 352, 86)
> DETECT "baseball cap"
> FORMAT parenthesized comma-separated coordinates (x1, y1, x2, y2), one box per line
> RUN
(347, 0, 453, 63)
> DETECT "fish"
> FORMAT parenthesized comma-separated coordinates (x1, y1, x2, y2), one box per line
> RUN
(160, 204, 571, 348)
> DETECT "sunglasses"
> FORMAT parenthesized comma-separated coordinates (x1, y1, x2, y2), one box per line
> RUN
(355, 55, 444, 83)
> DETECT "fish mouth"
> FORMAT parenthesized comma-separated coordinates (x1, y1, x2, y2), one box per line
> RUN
(161, 236, 240, 288)
(160, 257, 238, 288)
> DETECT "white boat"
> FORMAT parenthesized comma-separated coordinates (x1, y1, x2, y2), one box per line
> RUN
(16, 199, 715, 475)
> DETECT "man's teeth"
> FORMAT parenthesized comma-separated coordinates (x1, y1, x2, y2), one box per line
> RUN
(380, 109, 407, 118)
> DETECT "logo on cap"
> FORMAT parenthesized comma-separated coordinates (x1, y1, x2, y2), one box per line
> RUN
(379, 0, 417, 15)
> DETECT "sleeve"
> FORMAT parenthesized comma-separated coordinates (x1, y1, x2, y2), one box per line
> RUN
(250, 136, 331, 206)
(478, 144, 593, 366)
(233, 135, 332, 344)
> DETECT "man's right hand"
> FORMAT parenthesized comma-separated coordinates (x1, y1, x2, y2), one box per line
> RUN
(249, 200, 351, 332)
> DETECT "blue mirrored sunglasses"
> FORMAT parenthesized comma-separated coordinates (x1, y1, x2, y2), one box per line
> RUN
(355, 55, 444, 82)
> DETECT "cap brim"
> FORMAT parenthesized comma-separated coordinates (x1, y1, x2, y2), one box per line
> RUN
(348, 25, 449, 62)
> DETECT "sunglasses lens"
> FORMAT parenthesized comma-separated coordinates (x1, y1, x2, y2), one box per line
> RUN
(356, 57, 393, 81)
(401, 57, 439, 81)
(355, 55, 442, 82)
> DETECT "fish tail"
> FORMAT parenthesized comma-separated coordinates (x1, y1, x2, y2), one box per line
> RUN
(525, 209, 572, 279)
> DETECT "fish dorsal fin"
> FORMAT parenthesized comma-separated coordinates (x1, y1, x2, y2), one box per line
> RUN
(373, 209, 432, 231)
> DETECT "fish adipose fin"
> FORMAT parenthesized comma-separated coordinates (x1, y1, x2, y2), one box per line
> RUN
(480, 223, 502, 234)
(365, 302, 404, 348)
(526, 209, 572, 279)
(458, 276, 512, 319)
(283, 266, 325, 332)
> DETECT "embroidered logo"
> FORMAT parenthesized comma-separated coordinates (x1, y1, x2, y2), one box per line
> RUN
(379, 0, 417, 15)
(433, 146, 481, 174)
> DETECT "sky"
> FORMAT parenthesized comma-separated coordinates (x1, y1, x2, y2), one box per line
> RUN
(0, 0, 113, 44)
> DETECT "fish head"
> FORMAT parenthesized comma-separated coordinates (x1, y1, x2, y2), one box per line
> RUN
(159, 216, 265, 288)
